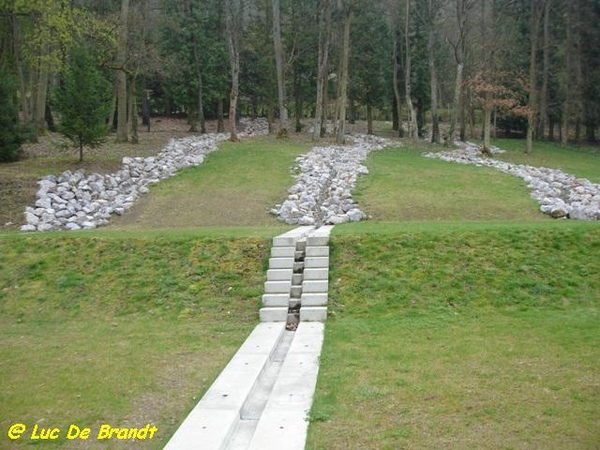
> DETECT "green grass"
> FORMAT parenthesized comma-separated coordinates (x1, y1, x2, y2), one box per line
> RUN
(354, 143, 545, 222)
(493, 138, 600, 182)
(110, 136, 310, 229)
(0, 232, 270, 449)
(307, 223, 600, 449)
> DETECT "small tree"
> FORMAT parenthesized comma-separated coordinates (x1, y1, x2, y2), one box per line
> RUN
(0, 67, 24, 163)
(55, 46, 112, 162)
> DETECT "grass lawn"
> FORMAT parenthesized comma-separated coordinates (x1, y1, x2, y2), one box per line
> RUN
(353, 143, 545, 222)
(493, 138, 600, 183)
(109, 136, 311, 229)
(307, 222, 600, 449)
(0, 230, 273, 449)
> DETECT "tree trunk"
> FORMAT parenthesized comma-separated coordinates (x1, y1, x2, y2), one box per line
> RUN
(116, 0, 130, 143)
(11, 15, 32, 126)
(392, 28, 404, 137)
(129, 73, 138, 144)
(192, 41, 206, 134)
(483, 93, 492, 151)
(449, 0, 467, 143)
(428, 0, 439, 144)
(313, 0, 331, 140)
(225, 0, 241, 142)
(538, 0, 550, 139)
(561, 6, 570, 148)
(336, 7, 352, 145)
(294, 69, 303, 132)
(272, 0, 289, 137)
(526, 0, 542, 154)
(218, 98, 225, 133)
(404, 0, 418, 139)
(367, 103, 373, 135)
(34, 52, 49, 134)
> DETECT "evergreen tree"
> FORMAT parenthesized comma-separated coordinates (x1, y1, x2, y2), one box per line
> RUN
(54, 45, 112, 163)
(0, 66, 24, 162)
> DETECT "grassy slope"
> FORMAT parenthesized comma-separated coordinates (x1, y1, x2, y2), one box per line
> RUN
(307, 223, 600, 449)
(0, 231, 271, 449)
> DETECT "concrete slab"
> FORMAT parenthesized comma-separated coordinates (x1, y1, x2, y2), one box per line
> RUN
(163, 409, 239, 450)
(262, 294, 290, 307)
(302, 279, 329, 293)
(306, 226, 333, 246)
(303, 267, 328, 280)
(301, 293, 328, 306)
(266, 268, 293, 281)
(268, 257, 294, 269)
(272, 226, 314, 247)
(247, 409, 309, 450)
(305, 246, 329, 257)
(247, 323, 324, 450)
(300, 306, 328, 322)
(304, 256, 329, 268)
(163, 323, 285, 450)
(264, 280, 292, 294)
(259, 307, 288, 322)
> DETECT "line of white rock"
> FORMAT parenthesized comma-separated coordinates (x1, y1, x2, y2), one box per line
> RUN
(423, 142, 600, 220)
(270, 134, 391, 226)
(21, 119, 269, 232)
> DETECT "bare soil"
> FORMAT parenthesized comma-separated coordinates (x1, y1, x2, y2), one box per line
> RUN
(0, 117, 196, 231)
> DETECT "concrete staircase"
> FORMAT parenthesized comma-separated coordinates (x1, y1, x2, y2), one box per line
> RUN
(260, 226, 332, 325)
(163, 227, 332, 450)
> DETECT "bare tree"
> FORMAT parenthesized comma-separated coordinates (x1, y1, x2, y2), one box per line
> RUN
(225, 0, 242, 142)
(336, 1, 353, 144)
(526, 0, 546, 154)
(404, 0, 418, 138)
(313, 0, 332, 140)
(116, 0, 130, 143)
(272, 0, 289, 137)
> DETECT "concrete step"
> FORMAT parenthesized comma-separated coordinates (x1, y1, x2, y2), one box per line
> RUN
(267, 269, 293, 281)
(270, 246, 296, 258)
(306, 226, 333, 247)
(303, 268, 328, 280)
(301, 293, 328, 306)
(268, 257, 294, 270)
(304, 257, 329, 268)
(259, 307, 288, 322)
(290, 285, 302, 299)
(294, 250, 305, 261)
(264, 280, 291, 294)
(300, 306, 328, 322)
(272, 226, 314, 247)
(295, 238, 307, 252)
(292, 273, 303, 285)
(262, 294, 289, 308)
(302, 280, 329, 293)
(305, 246, 329, 257)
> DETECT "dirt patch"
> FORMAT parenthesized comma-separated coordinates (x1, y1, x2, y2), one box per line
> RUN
(0, 118, 197, 230)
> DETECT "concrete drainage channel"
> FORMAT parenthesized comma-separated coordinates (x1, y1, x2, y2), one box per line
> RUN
(164, 226, 332, 450)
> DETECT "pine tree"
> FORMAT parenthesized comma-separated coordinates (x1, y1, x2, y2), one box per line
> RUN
(54, 46, 112, 163)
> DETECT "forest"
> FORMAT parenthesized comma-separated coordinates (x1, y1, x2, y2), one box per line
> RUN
(1, 0, 599, 162)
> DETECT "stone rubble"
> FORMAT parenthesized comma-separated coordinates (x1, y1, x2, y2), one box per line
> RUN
(21, 118, 268, 232)
(423, 141, 600, 220)
(271, 134, 391, 226)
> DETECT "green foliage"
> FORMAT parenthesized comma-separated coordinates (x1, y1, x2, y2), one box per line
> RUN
(0, 66, 24, 162)
(54, 45, 112, 162)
